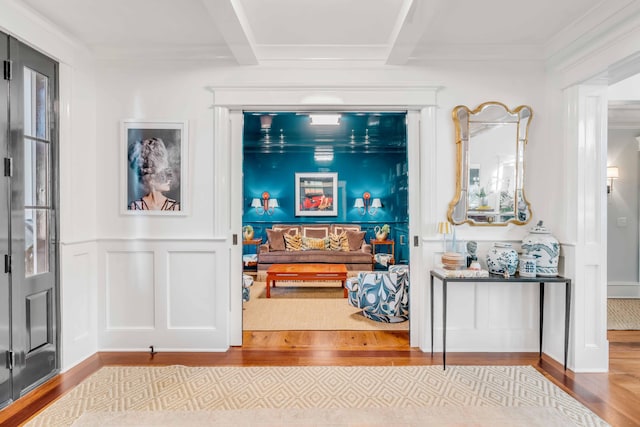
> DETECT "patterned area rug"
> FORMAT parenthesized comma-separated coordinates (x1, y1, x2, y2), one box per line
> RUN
(243, 281, 409, 331)
(26, 365, 608, 426)
(608, 298, 640, 330)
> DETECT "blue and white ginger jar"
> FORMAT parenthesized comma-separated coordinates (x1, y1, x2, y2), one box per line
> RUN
(521, 221, 559, 277)
(486, 243, 519, 276)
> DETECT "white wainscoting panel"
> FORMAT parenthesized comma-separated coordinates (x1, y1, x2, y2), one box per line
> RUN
(98, 239, 229, 351)
(167, 251, 216, 329)
(60, 242, 98, 371)
(106, 251, 155, 329)
(425, 240, 560, 354)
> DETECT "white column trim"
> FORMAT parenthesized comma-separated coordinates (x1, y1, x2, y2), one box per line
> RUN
(564, 84, 609, 372)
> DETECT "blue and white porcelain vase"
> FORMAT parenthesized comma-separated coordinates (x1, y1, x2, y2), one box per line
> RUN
(521, 221, 559, 277)
(486, 243, 519, 276)
(519, 254, 537, 278)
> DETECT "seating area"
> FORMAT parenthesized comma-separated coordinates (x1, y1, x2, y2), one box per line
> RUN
(346, 265, 409, 323)
(257, 224, 373, 276)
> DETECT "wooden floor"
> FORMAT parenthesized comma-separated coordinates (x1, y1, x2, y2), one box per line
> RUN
(1, 330, 639, 426)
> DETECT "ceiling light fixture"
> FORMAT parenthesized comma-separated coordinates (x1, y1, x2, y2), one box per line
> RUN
(314, 146, 334, 162)
(309, 114, 341, 126)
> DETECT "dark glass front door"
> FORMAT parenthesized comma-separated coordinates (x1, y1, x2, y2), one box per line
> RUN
(0, 32, 58, 408)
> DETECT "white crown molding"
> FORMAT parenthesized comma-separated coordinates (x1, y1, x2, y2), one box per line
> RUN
(545, 0, 640, 72)
(91, 44, 236, 62)
(208, 84, 442, 109)
(608, 100, 640, 130)
(0, 0, 93, 62)
(408, 43, 545, 62)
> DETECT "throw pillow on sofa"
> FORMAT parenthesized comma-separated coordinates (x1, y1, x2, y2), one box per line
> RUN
(346, 230, 366, 251)
(302, 236, 329, 250)
(284, 233, 303, 251)
(266, 229, 286, 251)
(329, 232, 349, 251)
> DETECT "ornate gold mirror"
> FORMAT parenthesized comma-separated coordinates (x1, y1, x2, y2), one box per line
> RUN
(447, 102, 532, 226)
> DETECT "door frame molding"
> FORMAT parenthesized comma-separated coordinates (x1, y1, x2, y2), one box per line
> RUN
(210, 84, 441, 347)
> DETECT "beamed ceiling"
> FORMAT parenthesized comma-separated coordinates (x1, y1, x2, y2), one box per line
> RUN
(18, 0, 619, 64)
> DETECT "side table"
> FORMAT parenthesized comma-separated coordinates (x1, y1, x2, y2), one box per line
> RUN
(242, 238, 262, 272)
(371, 239, 395, 269)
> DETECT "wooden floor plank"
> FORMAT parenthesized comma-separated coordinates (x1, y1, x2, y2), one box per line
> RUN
(1, 330, 640, 426)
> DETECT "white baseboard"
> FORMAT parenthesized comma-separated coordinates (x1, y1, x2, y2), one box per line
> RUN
(608, 281, 640, 298)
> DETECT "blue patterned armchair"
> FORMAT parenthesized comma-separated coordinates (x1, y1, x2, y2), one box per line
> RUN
(345, 265, 409, 323)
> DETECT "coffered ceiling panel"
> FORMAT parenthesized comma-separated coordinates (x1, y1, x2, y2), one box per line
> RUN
(17, 0, 633, 64)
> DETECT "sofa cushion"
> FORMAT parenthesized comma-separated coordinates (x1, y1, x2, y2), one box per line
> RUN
(301, 225, 331, 238)
(266, 229, 286, 251)
(302, 236, 329, 250)
(258, 250, 373, 265)
(273, 225, 301, 236)
(329, 232, 349, 251)
(346, 230, 366, 251)
(332, 224, 361, 235)
(284, 233, 303, 251)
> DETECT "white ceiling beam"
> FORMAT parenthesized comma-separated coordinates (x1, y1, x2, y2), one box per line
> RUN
(201, 0, 258, 65)
(386, 0, 443, 65)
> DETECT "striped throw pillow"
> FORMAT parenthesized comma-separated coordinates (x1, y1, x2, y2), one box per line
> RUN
(284, 233, 303, 251)
(329, 232, 349, 251)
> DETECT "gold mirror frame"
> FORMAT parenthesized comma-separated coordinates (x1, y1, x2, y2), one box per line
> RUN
(447, 101, 533, 226)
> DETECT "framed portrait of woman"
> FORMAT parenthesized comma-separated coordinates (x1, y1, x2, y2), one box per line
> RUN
(121, 120, 189, 215)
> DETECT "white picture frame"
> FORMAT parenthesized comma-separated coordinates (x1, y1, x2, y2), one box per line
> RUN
(295, 172, 338, 216)
(121, 119, 188, 215)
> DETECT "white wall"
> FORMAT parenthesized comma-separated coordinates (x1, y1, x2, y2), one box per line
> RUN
(0, 0, 98, 371)
(92, 58, 558, 355)
(8, 0, 635, 372)
(608, 129, 640, 289)
(94, 61, 230, 350)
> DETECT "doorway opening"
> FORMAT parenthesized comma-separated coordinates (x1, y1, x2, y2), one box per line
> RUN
(240, 111, 410, 340)
(607, 73, 640, 331)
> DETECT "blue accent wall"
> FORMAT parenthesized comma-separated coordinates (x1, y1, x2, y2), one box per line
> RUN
(242, 111, 409, 264)
(243, 151, 409, 243)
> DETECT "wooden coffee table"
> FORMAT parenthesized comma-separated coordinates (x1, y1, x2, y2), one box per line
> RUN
(265, 264, 348, 298)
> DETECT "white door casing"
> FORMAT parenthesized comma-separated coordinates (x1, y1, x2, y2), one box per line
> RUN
(211, 85, 441, 348)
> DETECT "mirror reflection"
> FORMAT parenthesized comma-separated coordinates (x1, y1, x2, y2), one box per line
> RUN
(447, 102, 532, 226)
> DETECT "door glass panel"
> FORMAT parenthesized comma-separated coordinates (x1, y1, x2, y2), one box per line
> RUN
(25, 209, 49, 277)
(24, 139, 49, 207)
(23, 67, 48, 140)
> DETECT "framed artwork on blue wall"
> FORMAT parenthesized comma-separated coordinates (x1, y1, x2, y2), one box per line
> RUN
(295, 172, 338, 216)
(121, 119, 188, 215)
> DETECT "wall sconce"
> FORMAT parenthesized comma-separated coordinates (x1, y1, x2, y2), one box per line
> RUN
(354, 192, 382, 215)
(251, 191, 279, 215)
(607, 166, 619, 194)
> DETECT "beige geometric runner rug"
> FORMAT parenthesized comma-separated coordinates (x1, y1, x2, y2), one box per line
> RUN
(26, 365, 608, 426)
(243, 280, 409, 331)
(607, 298, 640, 330)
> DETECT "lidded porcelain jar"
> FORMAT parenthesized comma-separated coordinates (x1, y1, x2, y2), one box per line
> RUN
(486, 243, 519, 276)
(521, 221, 559, 277)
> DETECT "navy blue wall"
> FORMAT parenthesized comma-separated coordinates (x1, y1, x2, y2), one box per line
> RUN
(243, 150, 409, 258)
